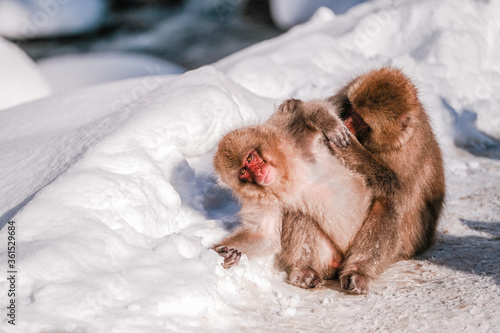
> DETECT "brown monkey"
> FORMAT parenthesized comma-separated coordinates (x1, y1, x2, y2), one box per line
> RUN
(325, 67, 445, 293)
(213, 99, 371, 289)
(213, 67, 445, 293)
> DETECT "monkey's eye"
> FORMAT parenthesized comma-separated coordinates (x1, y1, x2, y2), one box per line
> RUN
(247, 154, 253, 163)
(240, 168, 247, 175)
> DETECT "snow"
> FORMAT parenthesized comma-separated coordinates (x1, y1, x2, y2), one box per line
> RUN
(38, 52, 185, 93)
(269, 0, 369, 30)
(0, 0, 108, 39)
(0, 37, 51, 110)
(1, 0, 500, 332)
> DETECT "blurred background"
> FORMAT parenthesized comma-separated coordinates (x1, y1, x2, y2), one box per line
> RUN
(0, 0, 367, 95)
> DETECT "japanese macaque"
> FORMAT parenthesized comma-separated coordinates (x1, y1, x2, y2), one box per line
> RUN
(213, 98, 369, 289)
(327, 67, 445, 293)
(212, 67, 445, 293)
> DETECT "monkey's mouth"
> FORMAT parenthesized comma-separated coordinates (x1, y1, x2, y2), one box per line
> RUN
(256, 166, 276, 186)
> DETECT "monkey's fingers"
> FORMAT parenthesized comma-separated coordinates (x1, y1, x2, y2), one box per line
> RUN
(340, 273, 369, 294)
(338, 125, 352, 148)
(215, 246, 229, 255)
(222, 249, 241, 269)
(323, 124, 351, 149)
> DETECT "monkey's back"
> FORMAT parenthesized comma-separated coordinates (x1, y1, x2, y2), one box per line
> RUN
(339, 67, 446, 258)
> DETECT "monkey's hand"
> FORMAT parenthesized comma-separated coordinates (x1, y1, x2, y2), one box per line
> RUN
(322, 121, 351, 149)
(215, 246, 241, 269)
(284, 98, 351, 148)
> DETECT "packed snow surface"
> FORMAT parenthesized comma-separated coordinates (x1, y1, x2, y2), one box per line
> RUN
(1, 0, 500, 332)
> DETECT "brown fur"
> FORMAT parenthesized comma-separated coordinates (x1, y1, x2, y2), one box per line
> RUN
(277, 210, 342, 289)
(213, 98, 369, 288)
(326, 67, 445, 293)
(213, 67, 445, 294)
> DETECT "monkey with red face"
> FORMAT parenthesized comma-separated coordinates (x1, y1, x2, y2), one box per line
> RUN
(213, 98, 370, 289)
(212, 67, 445, 293)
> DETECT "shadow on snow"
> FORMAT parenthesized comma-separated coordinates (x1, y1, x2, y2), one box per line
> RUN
(421, 219, 500, 286)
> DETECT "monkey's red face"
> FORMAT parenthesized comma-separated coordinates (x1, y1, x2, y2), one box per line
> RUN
(239, 150, 276, 186)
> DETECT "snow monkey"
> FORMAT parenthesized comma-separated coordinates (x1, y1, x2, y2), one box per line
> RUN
(213, 99, 368, 289)
(212, 67, 445, 294)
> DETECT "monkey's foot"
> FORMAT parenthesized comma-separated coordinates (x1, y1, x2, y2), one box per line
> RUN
(339, 273, 369, 294)
(215, 246, 241, 269)
(287, 267, 322, 289)
(323, 123, 351, 149)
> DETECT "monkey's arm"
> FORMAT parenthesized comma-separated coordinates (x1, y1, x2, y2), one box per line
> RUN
(273, 98, 351, 148)
(328, 136, 399, 197)
(213, 205, 282, 268)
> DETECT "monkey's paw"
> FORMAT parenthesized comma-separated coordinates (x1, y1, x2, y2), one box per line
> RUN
(339, 273, 369, 294)
(215, 246, 241, 269)
(323, 123, 351, 149)
(287, 267, 322, 289)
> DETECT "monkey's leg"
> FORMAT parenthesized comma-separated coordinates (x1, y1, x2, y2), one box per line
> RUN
(276, 211, 320, 289)
(277, 211, 341, 289)
(339, 198, 399, 294)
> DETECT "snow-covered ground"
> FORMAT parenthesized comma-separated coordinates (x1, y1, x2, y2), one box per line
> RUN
(1, 0, 500, 332)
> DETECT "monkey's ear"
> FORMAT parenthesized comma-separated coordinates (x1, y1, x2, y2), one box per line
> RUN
(400, 115, 411, 130)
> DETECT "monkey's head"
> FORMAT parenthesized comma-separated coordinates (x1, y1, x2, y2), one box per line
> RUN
(214, 127, 290, 202)
(347, 67, 423, 152)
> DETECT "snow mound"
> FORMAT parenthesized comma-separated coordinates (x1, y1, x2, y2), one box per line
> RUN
(38, 52, 186, 93)
(0, 0, 108, 39)
(0, 37, 51, 110)
(1, 67, 278, 331)
(0, 74, 179, 229)
(0, 0, 500, 331)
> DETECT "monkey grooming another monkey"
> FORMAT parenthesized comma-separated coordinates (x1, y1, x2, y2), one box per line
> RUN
(326, 67, 445, 293)
(213, 98, 370, 289)
(213, 67, 445, 293)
